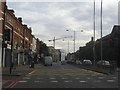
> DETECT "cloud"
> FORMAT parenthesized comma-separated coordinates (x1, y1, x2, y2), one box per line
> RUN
(6, 1, 118, 53)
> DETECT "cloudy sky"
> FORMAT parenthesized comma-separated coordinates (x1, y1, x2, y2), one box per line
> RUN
(6, 0, 118, 53)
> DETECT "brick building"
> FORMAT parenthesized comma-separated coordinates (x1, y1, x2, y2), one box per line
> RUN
(1, 2, 41, 67)
(0, 1, 6, 67)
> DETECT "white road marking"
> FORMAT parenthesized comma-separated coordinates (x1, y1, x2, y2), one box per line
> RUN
(64, 81, 72, 82)
(107, 80, 115, 82)
(79, 81, 87, 83)
(87, 77, 91, 79)
(98, 77, 104, 79)
(75, 78, 80, 79)
(23, 77, 31, 79)
(19, 81, 28, 83)
(50, 78, 56, 79)
(51, 81, 58, 83)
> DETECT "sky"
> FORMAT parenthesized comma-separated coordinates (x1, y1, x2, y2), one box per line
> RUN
(6, 0, 118, 53)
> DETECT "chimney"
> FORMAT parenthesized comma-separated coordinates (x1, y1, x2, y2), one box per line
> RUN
(91, 37, 94, 41)
(23, 24, 27, 27)
(18, 17, 22, 23)
(8, 9, 14, 14)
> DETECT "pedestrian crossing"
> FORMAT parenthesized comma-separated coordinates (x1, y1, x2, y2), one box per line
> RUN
(17, 75, 118, 85)
(2, 74, 118, 88)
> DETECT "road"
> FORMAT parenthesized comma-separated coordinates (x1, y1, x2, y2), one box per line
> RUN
(2, 62, 119, 88)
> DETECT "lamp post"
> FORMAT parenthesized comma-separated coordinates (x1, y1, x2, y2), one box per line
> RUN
(68, 40, 69, 54)
(66, 29, 83, 53)
(100, 0, 103, 61)
(93, 0, 96, 66)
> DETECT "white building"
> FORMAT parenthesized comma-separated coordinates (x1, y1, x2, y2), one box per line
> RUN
(31, 35, 37, 53)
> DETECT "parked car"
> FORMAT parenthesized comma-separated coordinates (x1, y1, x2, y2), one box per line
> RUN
(44, 56, 53, 66)
(97, 60, 110, 67)
(83, 59, 92, 65)
(76, 60, 82, 65)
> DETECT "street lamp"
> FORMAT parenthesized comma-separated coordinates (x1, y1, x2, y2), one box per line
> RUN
(66, 29, 83, 53)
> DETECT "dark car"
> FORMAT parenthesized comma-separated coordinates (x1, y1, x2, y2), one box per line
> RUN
(97, 60, 111, 68)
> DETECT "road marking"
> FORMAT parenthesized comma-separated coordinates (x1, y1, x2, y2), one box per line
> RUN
(5, 80, 18, 88)
(79, 81, 87, 83)
(50, 78, 56, 79)
(28, 70, 37, 75)
(107, 80, 115, 82)
(23, 77, 31, 79)
(87, 77, 91, 79)
(51, 81, 58, 83)
(10, 81, 18, 88)
(75, 77, 80, 79)
(64, 81, 72, 82)
(25, 75, 31, 77)
(18, 81, 28, 83)
(98, 77, 104, 79)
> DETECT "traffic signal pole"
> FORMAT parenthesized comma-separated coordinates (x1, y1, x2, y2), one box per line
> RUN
(10, 27, 13, 74)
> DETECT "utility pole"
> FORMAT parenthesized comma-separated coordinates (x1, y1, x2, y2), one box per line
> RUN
(73, 31, 75, 53)
(68, 40, 69, 53)
(100, 0, 103, 61)
(10, 26, 13, 74)
(53, 36, 55, 49)
(93, 0, 96, 66)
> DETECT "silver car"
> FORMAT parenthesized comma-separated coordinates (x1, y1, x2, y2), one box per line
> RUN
(44, 56, 53, 66)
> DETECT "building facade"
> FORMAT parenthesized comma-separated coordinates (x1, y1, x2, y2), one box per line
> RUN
(0, 1, 6, 67)
(1, 2, 41, 67)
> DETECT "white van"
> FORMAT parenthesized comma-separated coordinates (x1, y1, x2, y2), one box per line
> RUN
(44, 56, 53, 66)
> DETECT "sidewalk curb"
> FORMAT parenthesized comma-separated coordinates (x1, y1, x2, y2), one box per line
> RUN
(68, 63, 116, 75)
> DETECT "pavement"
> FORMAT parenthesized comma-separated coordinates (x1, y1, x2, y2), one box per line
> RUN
(67, 62, 119, 76)
(1, 63, 42, 87)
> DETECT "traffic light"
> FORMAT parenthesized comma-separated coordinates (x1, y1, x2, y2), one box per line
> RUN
(4, 29, 11, 41)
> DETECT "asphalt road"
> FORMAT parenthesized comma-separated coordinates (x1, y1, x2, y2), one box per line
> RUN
(2, 62, 119, 88)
